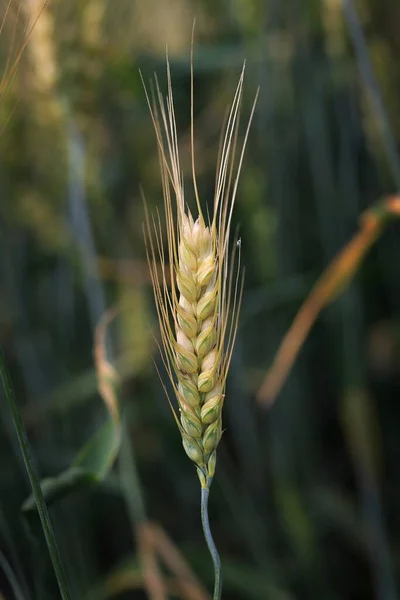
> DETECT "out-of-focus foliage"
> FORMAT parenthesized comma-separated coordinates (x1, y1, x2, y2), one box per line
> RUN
(1, 0, 400, 598)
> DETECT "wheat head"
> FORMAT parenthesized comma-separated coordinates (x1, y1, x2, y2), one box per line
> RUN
(143, 49, 257, 488)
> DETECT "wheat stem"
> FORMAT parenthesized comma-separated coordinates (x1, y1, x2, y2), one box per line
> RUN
(201, 480, 222, 600)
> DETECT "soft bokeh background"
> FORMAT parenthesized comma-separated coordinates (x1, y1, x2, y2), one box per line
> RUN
(1, 0, 400, 598)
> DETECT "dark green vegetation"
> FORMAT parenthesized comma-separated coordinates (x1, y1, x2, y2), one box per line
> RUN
(1, 0, 400, 598)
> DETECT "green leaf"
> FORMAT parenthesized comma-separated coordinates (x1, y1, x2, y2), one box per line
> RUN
(22, 418, 121, 512)
(22, 309, 122, 513)
(73, 416, 121, 477)
(22, 467, 92, 512)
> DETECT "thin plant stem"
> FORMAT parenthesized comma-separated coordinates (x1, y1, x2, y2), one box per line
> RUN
(119, 417, 147, 525)
(0, 347, 73, 600)
(342, 0, 400, 190)
(0, 549, 27, 600)
(201, 477, 222, 600)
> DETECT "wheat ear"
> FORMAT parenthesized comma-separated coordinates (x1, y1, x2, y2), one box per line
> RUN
(143, 55, 257, 484)
(143, 54, 257, 485)
(142, 45, 257, 600)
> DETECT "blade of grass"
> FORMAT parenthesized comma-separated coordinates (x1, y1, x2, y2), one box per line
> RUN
(257, 196, 400, 405)
(0, 346, 73, 600)
(22, 308, 122, 511)
(137, 521, 211, 600)
(340, 388, 398, 600)
(0, 505, 31, 600)
(0, 548, 27, 600)
(342, 0, 400, 190)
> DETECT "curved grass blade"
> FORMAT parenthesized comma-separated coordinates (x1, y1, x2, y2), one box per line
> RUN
(257, 196, 400, 405)
(23, 308, 121, 512)
(0, 347, 73, 600)
(0, 547, 28, 600)
(340, 387, 398, 600)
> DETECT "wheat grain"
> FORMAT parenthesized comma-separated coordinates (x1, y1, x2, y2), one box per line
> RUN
(143, 50, 258, 488)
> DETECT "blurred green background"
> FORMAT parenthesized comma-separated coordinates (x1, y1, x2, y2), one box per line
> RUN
(1, 0, 400, 598)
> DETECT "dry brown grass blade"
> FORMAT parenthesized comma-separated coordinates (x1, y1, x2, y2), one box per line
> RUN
(257, 195, 400, 406)
(0, 1, 49, 109)
(387, 194, 400, 216)
(149, 522, 210, 600)
(136, 521, 211, 600)
(0, 0, 49, 138)
(93, 306, 120, 424)
(137, 522, 168, 600)
(103, 564, 206, 599)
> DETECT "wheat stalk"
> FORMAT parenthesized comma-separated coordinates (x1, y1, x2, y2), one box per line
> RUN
(142, 42, 257, 599)
(143, 45, 257, 598)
